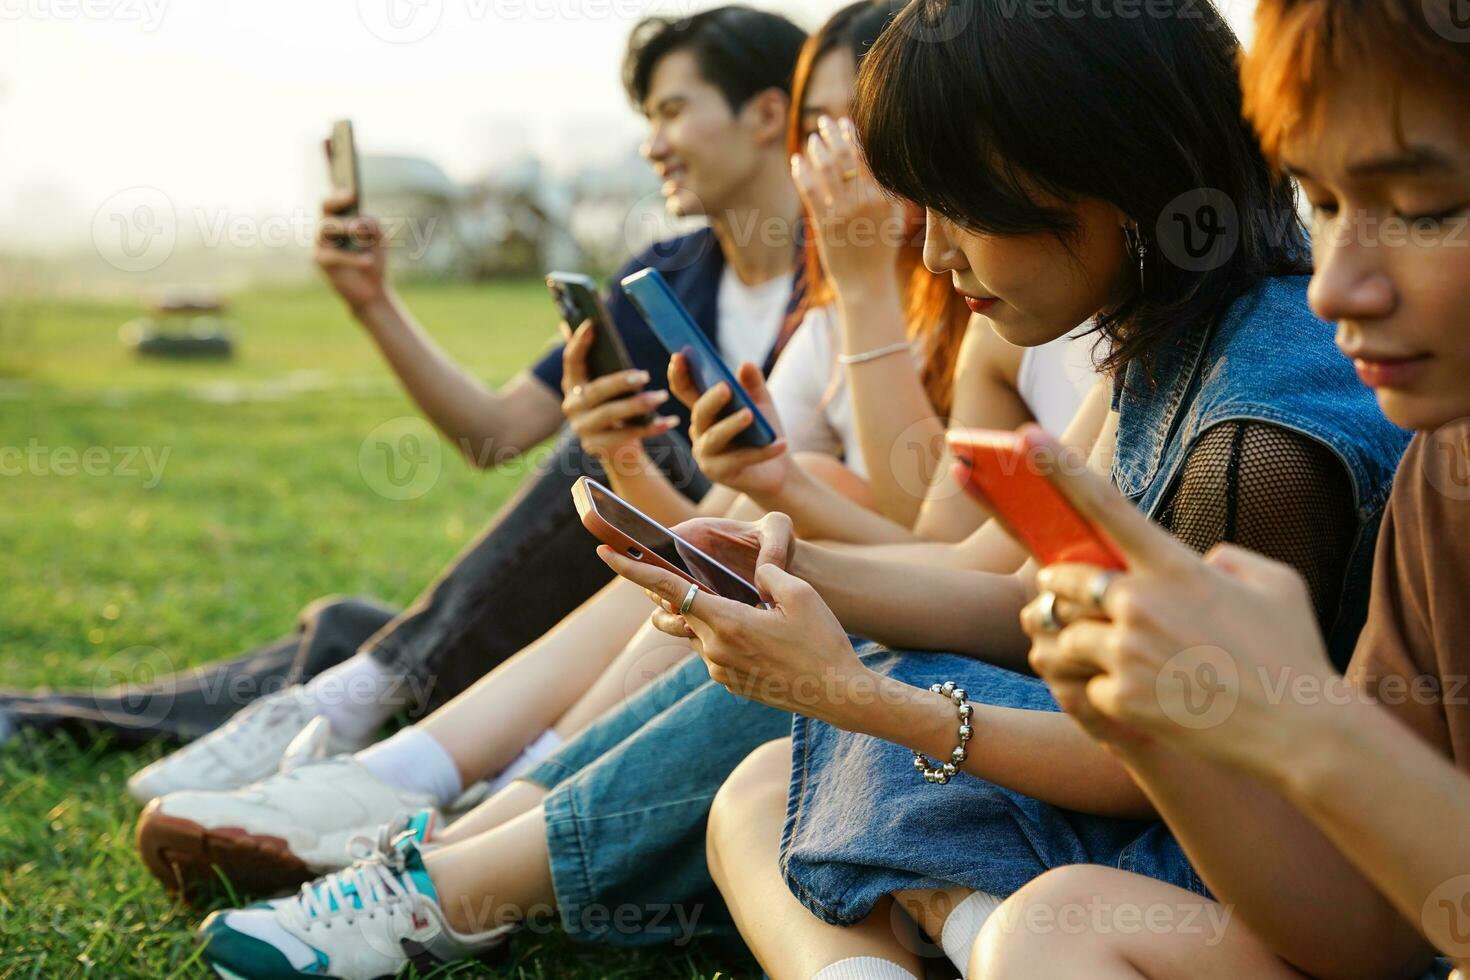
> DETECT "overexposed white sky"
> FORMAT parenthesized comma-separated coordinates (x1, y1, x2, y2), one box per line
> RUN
(0, 0, 1254, 251)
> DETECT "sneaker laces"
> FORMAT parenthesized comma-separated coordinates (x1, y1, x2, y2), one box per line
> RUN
(289, 840, 420, 928)
(345, 815, 416, 865)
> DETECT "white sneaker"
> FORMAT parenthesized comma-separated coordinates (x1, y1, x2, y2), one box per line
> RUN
(127, 687, 367, 804)
(136, 756, 437, 899)
(197, 810, 513, 980)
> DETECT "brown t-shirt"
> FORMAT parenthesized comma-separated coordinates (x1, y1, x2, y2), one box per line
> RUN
(1348, 421, 1470, 768)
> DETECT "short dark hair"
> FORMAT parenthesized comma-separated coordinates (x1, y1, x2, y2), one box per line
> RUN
(853, 0, 1310, 377)
(623, 5, 808, 114)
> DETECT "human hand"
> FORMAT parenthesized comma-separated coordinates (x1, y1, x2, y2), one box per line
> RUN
(622, 512, 795, 640)
(314, 192, 390, 313)
(560, 319, 677, 465)
(791, 116, 914, 292)
(1017, 425, 1340, 777)
(597, 542, 868, 725)
(668, 353, 790, 498)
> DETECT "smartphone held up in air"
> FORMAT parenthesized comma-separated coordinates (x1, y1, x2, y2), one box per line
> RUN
(323, 119, 361, 249)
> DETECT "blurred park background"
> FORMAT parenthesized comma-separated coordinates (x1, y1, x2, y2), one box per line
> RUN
(0, 0, 1253, 973)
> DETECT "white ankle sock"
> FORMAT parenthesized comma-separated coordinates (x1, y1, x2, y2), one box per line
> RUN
(484, 729, 564, 794)
(941, 890, 1006, 978)
(304, 654, 401, 742)
(356, 726, 463, 805)
(809, 958, 918, 980)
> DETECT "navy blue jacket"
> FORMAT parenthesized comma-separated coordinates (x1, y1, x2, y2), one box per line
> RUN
(530, 228, 805, 431)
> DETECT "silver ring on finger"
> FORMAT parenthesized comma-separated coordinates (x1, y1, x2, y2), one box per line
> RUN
(679, 582, 700, 615)
(1036, 590, 1063, 633)
(570, 384, 585, 400)
(1086, 570, 1120, 615)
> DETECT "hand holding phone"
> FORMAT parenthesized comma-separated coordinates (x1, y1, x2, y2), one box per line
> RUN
(572, 477, 766, 606)
(317, 120, 390, 309)
(946, 427, 1127, 570)
(620, 268, 778, 450)
(547, 273, 645, 391)
(668, 354, 790, 498)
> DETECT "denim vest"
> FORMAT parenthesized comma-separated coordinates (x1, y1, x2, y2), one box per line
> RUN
(1110, 276, 1410, 668)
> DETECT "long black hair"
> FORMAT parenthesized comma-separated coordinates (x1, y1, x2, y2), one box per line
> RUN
(853, 0, 1309, 376)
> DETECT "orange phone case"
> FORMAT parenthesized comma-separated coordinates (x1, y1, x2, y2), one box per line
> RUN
(946, 427, 1127, 570)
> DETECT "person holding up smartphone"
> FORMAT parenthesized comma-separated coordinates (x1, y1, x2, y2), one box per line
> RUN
(182, 6, 1106, 977)
(131, 0, 810, 897)
(20, 7, 806, 783)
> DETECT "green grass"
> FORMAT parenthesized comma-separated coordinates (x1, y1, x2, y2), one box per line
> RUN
(0, 281, 755, 978)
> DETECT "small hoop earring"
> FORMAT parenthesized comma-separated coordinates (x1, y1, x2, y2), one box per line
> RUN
(1122, 224, 1148, 295)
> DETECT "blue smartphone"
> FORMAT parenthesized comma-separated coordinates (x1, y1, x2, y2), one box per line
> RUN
(619, 267, 777, 450)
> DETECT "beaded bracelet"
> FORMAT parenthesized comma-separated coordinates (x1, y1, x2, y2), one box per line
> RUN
(912, 681, 974, 784)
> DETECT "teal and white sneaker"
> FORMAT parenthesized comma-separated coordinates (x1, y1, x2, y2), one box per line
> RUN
(198, 810, 512, 979)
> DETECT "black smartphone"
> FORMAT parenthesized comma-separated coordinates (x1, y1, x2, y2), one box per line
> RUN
(546, 272, 653, 426)
(324, 119, 362, 250)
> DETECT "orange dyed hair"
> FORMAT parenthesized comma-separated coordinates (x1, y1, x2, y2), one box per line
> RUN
(1242, 0, 1470, 165)
(779, 1, 970, 419)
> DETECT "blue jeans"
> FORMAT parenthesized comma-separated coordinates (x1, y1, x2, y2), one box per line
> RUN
(522, 653, 794, 947)
(782, 648, 1202, 926)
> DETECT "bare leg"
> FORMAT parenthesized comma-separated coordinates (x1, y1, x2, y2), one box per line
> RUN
(973, 867, 1306, 980)
(707, 739, 925, 979)
(892, 887, 979, 950)
(417, 576, 651, 783)
(435, 779, 547, 845)
(424, 803, 556, 936)
(420, 454, 874, 785)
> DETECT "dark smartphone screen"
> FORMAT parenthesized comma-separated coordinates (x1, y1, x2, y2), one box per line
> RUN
(585, 480, 764, 606)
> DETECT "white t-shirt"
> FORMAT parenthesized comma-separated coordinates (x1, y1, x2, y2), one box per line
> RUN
(1016, 322, 1103, 437)
(766, 305, 888, 479)
(766, 306, 1101, 480)
(716, 266, 793, 370)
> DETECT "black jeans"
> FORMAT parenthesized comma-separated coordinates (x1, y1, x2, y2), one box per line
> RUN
(0, 430, 708, 747)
